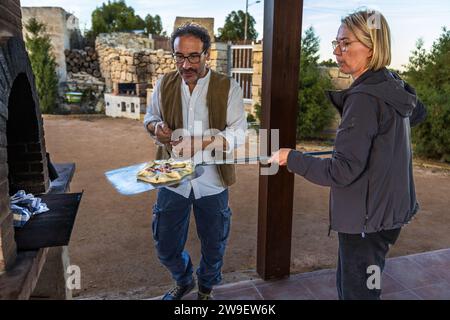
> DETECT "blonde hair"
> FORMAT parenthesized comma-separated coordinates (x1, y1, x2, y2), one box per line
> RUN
(341, 9, 391, 70)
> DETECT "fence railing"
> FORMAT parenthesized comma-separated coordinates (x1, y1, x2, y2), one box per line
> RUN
(228, 44, 253, 103)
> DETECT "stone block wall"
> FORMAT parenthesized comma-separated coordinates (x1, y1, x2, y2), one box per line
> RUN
(209, 42, 228, 75)
(251, 44, 263, 114)
(96, 33, 176, 92)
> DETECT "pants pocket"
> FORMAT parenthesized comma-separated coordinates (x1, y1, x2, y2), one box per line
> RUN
(220, 207, 232, 242)
(152, 204, 160, 241)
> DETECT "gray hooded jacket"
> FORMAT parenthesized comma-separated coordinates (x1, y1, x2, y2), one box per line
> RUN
(287, 68, 427, 234)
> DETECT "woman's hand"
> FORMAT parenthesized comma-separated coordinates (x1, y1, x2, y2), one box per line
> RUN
(268, 148, 293, 166)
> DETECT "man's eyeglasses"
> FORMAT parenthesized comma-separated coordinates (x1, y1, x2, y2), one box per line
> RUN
(332, 39, 359, 52)
(173, 49, 207, 64)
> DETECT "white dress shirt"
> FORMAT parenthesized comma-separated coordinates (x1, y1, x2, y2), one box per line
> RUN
(144, 69, 247, 199)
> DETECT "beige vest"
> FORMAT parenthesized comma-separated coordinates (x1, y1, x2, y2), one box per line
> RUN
(155, 70, 236, 187)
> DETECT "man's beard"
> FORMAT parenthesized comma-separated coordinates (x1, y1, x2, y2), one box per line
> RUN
(179, 66, 206, 84)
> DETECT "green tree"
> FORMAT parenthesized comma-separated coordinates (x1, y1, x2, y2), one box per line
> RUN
(297, 27, 335, 139)
(90, 0, 145, 37)
(404, 28, 450, 162)
(218, 10, 258, 42)
(319, 58, 338, 67)
(145, 14, 165, 36)
(25, 18, 58, 114)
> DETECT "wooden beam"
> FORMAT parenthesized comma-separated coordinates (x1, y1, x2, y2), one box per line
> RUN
(257, 0, 303, 280)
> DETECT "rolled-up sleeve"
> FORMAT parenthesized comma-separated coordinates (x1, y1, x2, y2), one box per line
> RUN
(287, 93, 379, 187)
(143, 78, 163, 130)
(143, 79, 164, 144)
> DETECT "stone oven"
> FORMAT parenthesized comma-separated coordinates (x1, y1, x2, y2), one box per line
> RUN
(1, 0, 81, 300)
(0, 3, 50, 274)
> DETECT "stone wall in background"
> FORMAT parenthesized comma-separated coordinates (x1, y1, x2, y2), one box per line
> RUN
(251, 44, 263, 114)
(96, 33, 176, 92)
(209, 42, 228, 75)
(97, 33, 229, 93)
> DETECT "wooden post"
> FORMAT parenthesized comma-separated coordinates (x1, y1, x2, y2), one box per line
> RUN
(257, 0, 303, 280)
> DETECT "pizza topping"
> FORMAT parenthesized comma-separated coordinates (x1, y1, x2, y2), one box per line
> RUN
(137, 159, 193, 184)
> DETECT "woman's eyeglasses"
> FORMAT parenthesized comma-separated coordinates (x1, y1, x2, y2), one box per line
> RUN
(332, 40, 359, 52)
(173, 49, 207, 64)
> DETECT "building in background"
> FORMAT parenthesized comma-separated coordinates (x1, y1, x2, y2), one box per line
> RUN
(21, 7, 83, 84)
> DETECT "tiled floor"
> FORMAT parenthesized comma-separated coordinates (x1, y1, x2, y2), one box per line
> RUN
(150, 248, 450, 300)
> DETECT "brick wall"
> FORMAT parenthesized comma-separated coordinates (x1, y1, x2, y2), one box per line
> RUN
(0, 0, 23, 41)
(0, 32, 50, 273)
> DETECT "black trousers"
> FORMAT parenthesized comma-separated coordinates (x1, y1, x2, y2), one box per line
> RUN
(336, 228, 401, 300)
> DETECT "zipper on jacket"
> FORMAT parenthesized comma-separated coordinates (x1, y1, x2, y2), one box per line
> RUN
(362, 179, 370, 238)
(362, 212, 369, 238)
(327, 200, 332, 237)
(362, 217, 368, 238)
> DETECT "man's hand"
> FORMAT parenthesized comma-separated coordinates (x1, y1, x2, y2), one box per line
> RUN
(171, 136, 221, 159)
(171, 136, 202, 159)
(268, 148, 293, 166)
(150, 121, 172, 145)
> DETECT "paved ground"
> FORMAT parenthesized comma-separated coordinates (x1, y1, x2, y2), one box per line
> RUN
(148, 248, 450, 300)
(42, 115, 450, 299)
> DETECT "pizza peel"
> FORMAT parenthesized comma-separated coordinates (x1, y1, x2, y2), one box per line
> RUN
(104, 151, 333, 196)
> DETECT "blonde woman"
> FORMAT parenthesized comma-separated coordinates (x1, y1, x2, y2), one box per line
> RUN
(270, 9, 426, 299)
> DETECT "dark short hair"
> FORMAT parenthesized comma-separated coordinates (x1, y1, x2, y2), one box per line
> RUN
(171, 22, 211, 52)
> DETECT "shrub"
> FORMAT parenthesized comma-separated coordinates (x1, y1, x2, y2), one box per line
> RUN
(246, 112, 256, 123)
(297, 27, 335, 139)
(404, 28, 450, 162)
(25, 18, 59, 114)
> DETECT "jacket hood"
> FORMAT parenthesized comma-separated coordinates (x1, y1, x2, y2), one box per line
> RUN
(327, 68, 418, 117)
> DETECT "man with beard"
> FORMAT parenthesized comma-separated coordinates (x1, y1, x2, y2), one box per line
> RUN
(144, 23, 247, 300)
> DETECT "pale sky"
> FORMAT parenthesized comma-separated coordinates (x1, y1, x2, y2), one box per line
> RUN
(20, 0, 450, 70)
